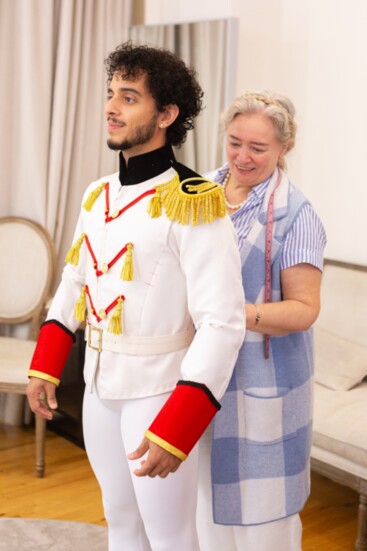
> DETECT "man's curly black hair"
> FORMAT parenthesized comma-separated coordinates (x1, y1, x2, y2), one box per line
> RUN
(105, 41, 204, 147)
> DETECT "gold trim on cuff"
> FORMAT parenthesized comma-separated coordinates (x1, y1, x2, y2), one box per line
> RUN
(144, 430, 187, 461)
(28, 370, 60, 386)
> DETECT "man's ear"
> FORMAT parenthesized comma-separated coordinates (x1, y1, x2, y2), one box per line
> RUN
(158, 104, 179, 129)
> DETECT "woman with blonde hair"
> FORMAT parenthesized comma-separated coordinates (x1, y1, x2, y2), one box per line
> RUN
(197, 91, 326, 551)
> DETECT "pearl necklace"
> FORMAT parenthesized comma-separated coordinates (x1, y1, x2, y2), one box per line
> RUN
(222, 171, 247, 210)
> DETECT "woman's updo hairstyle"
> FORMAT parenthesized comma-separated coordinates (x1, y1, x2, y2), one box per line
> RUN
(221, 91, 297, 170)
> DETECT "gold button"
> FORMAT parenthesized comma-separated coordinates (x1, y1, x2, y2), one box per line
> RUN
(111, 209, 119, 218)
(101, 263, 109, 273)
(98, 309, 107, 319)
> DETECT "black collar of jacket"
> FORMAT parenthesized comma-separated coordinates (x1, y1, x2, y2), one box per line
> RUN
(118, 143, 199, 186)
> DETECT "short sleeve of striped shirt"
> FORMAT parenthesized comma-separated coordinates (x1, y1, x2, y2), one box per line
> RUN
(281, 203, 327, 271)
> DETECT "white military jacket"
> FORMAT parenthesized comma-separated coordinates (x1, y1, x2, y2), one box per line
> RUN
(47, 147, 245, 402)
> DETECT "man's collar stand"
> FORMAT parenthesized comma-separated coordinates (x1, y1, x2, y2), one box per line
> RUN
(119, 143, 175, 186)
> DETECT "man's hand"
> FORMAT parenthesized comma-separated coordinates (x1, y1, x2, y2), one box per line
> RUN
(128, 437, 182, 478)
(26, 377, 58, 420)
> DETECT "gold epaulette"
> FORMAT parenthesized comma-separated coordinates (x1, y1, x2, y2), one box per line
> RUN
(147, 173, 226, 225)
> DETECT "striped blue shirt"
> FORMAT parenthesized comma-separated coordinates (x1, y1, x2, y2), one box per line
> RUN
(214, 165, 326, 271)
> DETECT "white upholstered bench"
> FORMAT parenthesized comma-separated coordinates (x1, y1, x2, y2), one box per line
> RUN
(311, 260, 367, 551)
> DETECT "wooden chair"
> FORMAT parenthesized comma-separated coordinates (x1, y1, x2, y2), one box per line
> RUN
(0, 217, 56, 477)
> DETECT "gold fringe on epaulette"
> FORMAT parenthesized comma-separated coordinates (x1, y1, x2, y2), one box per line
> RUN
(74, 286, 86, 322)
(121, 243, 134, 281)
(83, 182, 107, 211)
(65, 233, 86, 266)
(147, 174, 226, 225)
(147, 191, 162, 218)
(147, 175, 179, 218)
(108, 297, 124, 335)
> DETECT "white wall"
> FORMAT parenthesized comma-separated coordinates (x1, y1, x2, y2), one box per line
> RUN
(145, 0, 367, 266)
(144, 0, 232, 25)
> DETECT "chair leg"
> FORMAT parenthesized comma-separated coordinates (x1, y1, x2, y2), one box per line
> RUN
(355, 482, 367, 551)
(23, 399, 33, 426)
(35, 414, 46, 478)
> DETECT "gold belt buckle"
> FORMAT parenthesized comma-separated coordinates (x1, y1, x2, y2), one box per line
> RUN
(88, 325, 103, 352)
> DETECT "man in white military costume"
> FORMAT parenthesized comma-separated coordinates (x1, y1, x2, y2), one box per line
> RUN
(26, 42, 245, 551)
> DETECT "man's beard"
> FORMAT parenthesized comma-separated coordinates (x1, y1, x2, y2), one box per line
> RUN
(107, 113, 159, 151)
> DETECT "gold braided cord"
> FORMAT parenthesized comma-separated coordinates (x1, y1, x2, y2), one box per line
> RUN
(147, 174, 226, 225)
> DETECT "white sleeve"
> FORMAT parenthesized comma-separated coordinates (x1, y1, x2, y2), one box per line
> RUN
(46, 212, 87, 333)
(168, 214, 246, 401)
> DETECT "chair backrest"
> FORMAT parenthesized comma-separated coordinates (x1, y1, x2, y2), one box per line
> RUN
(0, 217, 56, 333)
(316, 259, 367, 348)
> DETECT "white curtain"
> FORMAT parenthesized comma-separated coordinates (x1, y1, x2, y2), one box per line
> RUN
(0, 0, 132, 270)
(130, 19, 235, 174)
(0, 0, 132, 424)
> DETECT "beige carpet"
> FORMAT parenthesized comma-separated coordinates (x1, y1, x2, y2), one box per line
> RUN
(0, 518, 108, 550)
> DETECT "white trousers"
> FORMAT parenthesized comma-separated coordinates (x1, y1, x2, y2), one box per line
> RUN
(196, 427, 303, 551)
(83, 389, 200, 551)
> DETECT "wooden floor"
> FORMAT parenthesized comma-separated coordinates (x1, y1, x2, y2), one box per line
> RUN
(0, 424, 360, 550)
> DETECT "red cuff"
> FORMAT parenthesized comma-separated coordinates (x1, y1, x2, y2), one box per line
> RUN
(28, 320, 75, 386)
(145, 381, 220, 460)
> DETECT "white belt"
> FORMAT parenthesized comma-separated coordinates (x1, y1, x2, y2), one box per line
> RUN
(85, 324, 195, 355)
